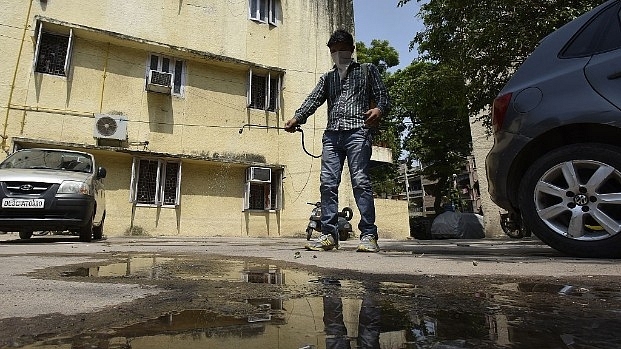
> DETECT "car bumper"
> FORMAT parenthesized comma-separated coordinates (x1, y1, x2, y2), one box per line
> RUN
(485, 131, 531, 210)
(0, 195, 95, 232)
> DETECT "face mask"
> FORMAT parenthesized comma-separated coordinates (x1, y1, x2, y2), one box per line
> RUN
(331, 51, 353, 79)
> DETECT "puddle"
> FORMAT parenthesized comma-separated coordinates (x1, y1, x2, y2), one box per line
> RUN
(60, 256, 174, 278)
(18, 258, 621, 349)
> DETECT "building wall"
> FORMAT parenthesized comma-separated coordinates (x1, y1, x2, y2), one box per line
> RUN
(469, 113, 503, 237)
(0, 0, 410, 239)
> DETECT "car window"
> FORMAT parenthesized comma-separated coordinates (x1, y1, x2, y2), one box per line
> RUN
(561, 2, 621, 58)
(0, 149, 93, 173)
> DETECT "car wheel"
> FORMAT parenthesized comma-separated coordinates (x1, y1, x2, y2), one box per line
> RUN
(93, 213, 105, 240)
(19, 231, 33, 240)
(519, 143, 621, 258)
(79, 215, 93, 242)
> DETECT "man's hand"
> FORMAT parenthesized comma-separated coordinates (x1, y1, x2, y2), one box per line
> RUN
(363, 108, 382, 128)
(284, 118, 299, 133)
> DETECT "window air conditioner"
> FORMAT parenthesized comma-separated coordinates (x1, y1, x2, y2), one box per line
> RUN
(247, 167, 271, 183)
(93, 114, 128, 140)
(146, 70, 172, 94)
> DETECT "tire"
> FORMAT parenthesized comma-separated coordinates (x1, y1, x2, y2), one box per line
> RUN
(19, 231, 33, 240)
(338, 230, 350, 241)
(500, 214, 525, 239)
(93, 213, 105, 240)
(518, 143, 621, 258)
(79, 215, 94, 242)
(340, 207, 354, 221)
(306, 227, 314, 241)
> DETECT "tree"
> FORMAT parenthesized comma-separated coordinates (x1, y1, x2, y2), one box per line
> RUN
(356, 39, 400, 75)
(398, 0, 602, 130)
(387, 61, 472, 212)
(356, 40, 404, 198)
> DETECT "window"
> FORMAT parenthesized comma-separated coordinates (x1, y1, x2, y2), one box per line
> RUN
(561, 2, 621, 58)
(249, 0, 280, 25)
(247, 69, 281, 112)
(147, 54, 186, 96)
(130, 158, 182, 206)
(33, 23, 74, 77)
(244, 167, 282, 211)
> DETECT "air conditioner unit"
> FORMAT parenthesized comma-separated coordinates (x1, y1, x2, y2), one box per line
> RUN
(93, 114, 128, 140)
(247, 167, 271, 183)
(146, 70, 172, 94)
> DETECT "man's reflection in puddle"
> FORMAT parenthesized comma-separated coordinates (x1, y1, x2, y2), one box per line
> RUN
(322, 293, 381, 349)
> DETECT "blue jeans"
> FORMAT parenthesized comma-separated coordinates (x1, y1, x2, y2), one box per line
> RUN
(320, 128, 377, 240)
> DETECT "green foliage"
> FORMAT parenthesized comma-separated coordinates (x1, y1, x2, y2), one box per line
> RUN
(356, 40, 400, 75)
(387, 61, 472, 210)
(124, 225, 149, 236)
(398, 0, 602, 130)
(356, 40, 404, 197)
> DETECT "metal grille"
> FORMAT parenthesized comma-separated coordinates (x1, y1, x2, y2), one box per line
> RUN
(268, 77, 278, 112)
(4, 182, 52, 195)
(136, 160, 158, 204)
(249, 183, 266, 210)
(35, 32, 69, 76)
(150, 71, 172, 86)
(163, 162, 179, 205)
(250, 75, 266, 110)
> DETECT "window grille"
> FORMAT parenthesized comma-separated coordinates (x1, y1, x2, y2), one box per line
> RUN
(244, 168, 282, 211)
(248, 70, 280, 112)
(147, 54, 185, 96)
(35, 31, 72, 76)
(136, 160, 159, 204)
(131, 158, 182, 206)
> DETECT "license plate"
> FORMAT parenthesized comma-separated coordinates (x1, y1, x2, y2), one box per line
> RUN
(2, 198, 45, 208)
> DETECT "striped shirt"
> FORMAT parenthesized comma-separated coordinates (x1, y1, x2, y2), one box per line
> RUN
(294, 62, 391, 131)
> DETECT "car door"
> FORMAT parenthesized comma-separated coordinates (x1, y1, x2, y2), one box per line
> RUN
(583, 2, 621, 110)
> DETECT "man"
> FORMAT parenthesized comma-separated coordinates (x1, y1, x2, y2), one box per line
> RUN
(285, 29, 391, 252)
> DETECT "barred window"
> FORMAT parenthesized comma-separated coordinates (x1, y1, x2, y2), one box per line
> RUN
(244, 167, 282, 211)
(131, 158, 181, 206)
(33, 24, 74, 77)
(147, 53, 186, 96)
(248, 70, 281, 112)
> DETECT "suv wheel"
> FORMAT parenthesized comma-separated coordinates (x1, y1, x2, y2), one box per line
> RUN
(519, 143, 621, 258)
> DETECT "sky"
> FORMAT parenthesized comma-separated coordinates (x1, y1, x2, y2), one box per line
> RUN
(353, 0, 425, 71)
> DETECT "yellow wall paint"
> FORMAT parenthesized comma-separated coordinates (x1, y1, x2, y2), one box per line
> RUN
(0, 0, 410, 240)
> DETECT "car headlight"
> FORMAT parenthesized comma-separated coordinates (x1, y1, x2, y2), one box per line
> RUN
(58, 180, 91, 195)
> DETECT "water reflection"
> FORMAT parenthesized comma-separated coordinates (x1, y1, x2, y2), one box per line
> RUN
(25, 259, 621, 349)
(61, 256, 173, 278)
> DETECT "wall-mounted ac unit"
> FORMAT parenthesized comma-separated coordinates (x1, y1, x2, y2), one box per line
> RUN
(146, 70, 172, 94)
(93, 114, 128, 140)
(247, 167, 271, 183)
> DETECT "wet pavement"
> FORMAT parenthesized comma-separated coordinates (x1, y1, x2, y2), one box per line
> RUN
(0, 234, 620, 348)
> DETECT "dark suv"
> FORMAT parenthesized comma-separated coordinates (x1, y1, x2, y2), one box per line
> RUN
(0, 148, 106, 242)
(486, 0, 621, 258)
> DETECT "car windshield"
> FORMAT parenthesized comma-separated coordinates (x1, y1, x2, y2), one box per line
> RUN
(0, 149, 93, 173)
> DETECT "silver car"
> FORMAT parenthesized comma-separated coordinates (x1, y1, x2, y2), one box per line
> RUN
(486, 0, 621, 257)
(0, 148, 106, 242)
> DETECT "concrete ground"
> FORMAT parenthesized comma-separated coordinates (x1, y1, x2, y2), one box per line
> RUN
(1, 233, 618, 278)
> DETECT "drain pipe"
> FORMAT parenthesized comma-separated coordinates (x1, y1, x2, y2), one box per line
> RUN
(2, 0, 35, 153)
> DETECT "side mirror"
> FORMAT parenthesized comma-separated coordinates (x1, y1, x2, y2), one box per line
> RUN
(97, 167, 107, 179)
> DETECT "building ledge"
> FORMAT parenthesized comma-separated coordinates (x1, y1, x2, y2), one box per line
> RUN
(11, 137, 284, 169)
(35, 15, 285, 73)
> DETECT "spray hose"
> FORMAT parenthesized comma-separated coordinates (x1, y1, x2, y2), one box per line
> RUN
(238, 124, 322, 158)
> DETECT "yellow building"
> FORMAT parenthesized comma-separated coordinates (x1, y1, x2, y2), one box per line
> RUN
(0, 0, 408, 238)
